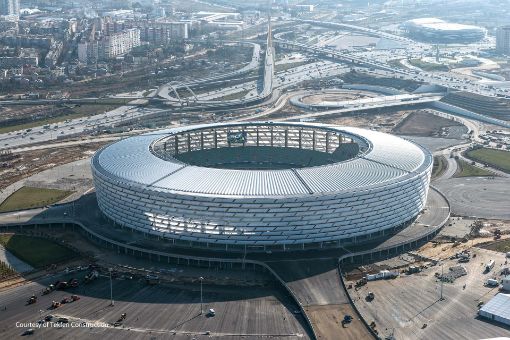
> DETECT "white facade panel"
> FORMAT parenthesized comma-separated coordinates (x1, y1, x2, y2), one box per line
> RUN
(91, 122, 432, 250)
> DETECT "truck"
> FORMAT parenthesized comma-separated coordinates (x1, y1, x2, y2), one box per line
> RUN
(486, 279, 499, 287)
(485, 260, 495, 273)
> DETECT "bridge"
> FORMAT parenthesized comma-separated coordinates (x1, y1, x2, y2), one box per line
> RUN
(290, 92, 443, 110)
(298, 19, 415, 44)
(155, 17, 275, 108)
(286, 93, 444, 121)
(274, 38, 408, 74)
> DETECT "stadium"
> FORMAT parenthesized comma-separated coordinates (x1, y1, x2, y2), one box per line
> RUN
(91, 122, 432, 253)
(402, 18, 486, 43)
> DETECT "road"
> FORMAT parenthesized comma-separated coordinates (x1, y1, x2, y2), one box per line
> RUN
(0, 105, 163, 151)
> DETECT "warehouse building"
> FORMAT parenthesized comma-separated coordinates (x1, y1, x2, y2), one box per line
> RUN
(479, 293, 510, 326)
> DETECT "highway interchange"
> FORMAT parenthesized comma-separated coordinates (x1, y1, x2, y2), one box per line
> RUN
(2, 17, 510, 151)
(1, 15, 510, 340)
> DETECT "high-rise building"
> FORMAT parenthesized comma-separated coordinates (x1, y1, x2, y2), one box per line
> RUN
(101, 28, 140, 59)
(0, 0, 19, 16)
(78, 28, 141, 63)
(496, 25, 510, 55)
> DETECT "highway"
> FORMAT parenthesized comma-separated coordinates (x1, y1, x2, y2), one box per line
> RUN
(0, 105, 162, 150)
(156, 41, 262, 102)
(290, 92, 443, 110)
(1, 18, 509, 153)
(275, 20, 510, 98)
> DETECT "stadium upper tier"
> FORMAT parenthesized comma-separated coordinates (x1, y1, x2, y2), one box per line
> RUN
(402, 18, 486, 43)
(91, 122, 433, 252)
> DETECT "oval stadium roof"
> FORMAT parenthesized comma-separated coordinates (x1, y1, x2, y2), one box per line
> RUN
(93, 122, 432, 198)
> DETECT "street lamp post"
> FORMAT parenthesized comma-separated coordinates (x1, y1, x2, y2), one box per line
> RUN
(440, 263, 445, 301)
(199, 276, 204, 315)
(109, 268, 114, 306)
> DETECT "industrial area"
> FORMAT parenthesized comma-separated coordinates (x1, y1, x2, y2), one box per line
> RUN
(0, 0, 510, 339)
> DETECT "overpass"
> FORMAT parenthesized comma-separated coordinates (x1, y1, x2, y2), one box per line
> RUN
(286, 93, 443, 121)
(298, 19, 415, 45)
(259, 16, 275, 99)
(156, 18, 275, 109)
(273, 38, 409, 74)
(290, 92, 443, 110)
(156, 41, 261, 102)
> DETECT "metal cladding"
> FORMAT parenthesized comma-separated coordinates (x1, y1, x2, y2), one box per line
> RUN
(402, 18, 486, 43)
(91, 122, 433, 252)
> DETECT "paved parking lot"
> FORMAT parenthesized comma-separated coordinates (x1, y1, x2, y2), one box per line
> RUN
(434, 177, 510, 219)
(347, 248, 510, 340)
(0, 273, 310, 339)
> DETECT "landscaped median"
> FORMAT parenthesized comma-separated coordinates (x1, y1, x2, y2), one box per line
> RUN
(454, 159, 495, 178)
(0, 186, 73, 213)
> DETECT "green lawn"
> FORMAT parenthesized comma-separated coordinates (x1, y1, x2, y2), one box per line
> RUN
(465, 148, 510, 173)
(275, 61, 308, 73)
(484, 239, 510, 253)
(0, 187, 73, 213)
(216, 90, 251, 101)
(454, 159, 494, 177)
(409, 59, 449, 72)
(432, 155, 447, 179)
(0, 234, 77, 268)
(0, 104, 120, 134)
(0, 260, 16, 278)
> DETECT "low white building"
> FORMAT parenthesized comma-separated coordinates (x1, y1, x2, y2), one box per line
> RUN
(479, 293, 510, 326)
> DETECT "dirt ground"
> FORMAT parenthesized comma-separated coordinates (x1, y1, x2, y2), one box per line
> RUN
(0, 142, 107, 190)
(306, 304, 374, 339)
(417, 236, 510, 261)
(300, 90, 375, 105)
(393, 110, 465, 137)
(318, 108, 410, 133)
